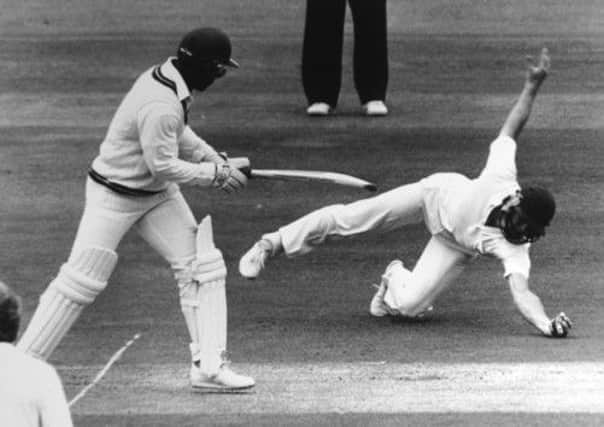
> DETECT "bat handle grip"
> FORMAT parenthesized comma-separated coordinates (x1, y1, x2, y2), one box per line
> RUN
(225, 157, 252, 178)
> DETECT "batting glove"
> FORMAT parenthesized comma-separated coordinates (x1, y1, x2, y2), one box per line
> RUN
(548, 312, 572, 338)
(213, 163, 248, 193)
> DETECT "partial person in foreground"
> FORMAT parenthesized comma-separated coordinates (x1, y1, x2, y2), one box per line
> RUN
(240, 48, 572, 338)
(17, 27, 255, 391)
(0, 280, 73, 427)
(302, 0, 389, 116)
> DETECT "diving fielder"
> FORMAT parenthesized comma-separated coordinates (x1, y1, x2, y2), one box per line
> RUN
(239, 48, 572, 338)
(18, 27, 255, 390)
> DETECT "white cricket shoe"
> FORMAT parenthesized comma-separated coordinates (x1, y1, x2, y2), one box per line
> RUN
(362, 100, 388, 116)
(369, 260, 403, 317)
(190, 363, 255, 391)
(306, 102, 333, 116)
(369, 282, 391, 317)
(239, 240, 272, 279)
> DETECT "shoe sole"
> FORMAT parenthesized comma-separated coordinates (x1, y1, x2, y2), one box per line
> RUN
(192, 383, 255, 393)
(239, 267, 259, 280)
(370, 308, 388, 317)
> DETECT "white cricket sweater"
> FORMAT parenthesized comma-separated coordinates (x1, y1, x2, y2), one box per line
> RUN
(92, 58, 221, 191)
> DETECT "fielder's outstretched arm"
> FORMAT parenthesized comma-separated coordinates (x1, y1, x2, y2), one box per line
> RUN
(507, 273, 572, 338)
(499, 48, 550, 140)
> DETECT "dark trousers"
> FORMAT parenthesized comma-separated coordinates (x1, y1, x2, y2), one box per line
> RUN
(302, 0, 388, 107)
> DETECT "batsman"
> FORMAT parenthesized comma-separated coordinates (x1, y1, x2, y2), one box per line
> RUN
(18, 27, 255, 390)
(240, 48, 573, 339)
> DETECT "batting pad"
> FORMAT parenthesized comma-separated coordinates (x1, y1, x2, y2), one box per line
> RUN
(17, 246, 117, 360)
(178, 258, 227, 367)
(181, 215, 228, 374)
(178, 279, 201, 362)
(194, 279, 227, 374)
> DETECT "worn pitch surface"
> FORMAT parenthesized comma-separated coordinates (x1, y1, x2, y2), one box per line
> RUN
(1, 1, 604, 425)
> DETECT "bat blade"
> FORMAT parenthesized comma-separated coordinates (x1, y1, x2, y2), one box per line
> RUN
(249, 169, 377, 192)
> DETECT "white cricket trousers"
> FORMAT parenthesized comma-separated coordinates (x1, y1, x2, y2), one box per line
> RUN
(70, 178, 197, 275)
(278, 182, 471, 313)
(17, 178, 201, 360)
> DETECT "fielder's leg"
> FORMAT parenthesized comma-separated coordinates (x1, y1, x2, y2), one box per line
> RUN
(17, 246, 117, 359)
(379, 235, 469, 317)
(240, 182, 424, 279)
(281, 182, 424, 256)
(302, 0, 347, 107)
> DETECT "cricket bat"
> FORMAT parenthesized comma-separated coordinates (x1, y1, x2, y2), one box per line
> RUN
(246, 168, 377, 192)
(227, 157, 377, 192)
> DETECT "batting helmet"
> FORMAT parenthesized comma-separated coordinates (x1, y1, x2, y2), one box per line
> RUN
(177, 27, 239, 69)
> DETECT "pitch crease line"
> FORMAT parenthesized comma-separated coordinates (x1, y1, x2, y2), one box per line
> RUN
(68, 333, 141, 407)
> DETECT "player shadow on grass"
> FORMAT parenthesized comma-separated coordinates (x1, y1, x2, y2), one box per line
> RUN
(364, 310, 444, 326)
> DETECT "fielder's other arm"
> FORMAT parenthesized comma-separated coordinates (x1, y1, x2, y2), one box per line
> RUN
(499, 47, 550, 140)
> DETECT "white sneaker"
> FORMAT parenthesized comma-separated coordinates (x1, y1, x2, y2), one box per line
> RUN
(190, 363, 255, 391)
(369, 281, 391, 317)
(362, 100, 388, 116)
(306, 102, 333, 116)
(239, 240, 272, 279)
(369, 260, 403, 317)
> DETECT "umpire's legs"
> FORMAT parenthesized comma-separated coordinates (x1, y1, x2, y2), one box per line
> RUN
(302, 0, 347, 106)
(349, 0, 388, 104)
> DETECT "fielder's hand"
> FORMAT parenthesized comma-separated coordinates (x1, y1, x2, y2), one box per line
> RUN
(213, 162, 248, 193)
(526, 47, 550, 85)
(548, 312, 572, 338)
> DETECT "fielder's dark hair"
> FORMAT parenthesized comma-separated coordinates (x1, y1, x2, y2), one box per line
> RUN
(0, 281, 21, 343)
(520, 186, 556, 227)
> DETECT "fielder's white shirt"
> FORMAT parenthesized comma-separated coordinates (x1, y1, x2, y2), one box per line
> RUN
(0, 343, 73, 427)
(421, 135, 531, 278)
(92, 58, 221, 191)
